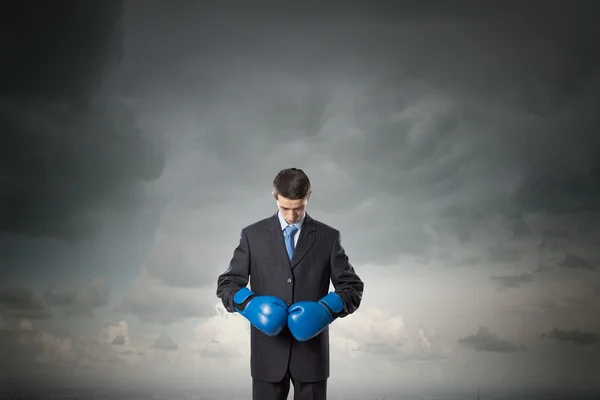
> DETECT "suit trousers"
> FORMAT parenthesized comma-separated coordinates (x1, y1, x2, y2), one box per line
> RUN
(252, 370, 327, 400)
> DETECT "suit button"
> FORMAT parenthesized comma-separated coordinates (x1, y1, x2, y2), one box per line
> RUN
(287, 278, 292, 283)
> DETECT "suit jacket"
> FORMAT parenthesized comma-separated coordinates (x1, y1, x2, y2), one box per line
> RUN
(216, 211, 364, 383)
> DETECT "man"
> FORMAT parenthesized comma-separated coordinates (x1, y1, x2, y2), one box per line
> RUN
(216, 168, 364, 400)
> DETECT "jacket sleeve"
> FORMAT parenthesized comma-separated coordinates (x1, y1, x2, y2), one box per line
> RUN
(329, 230, 364, 318)
(216, 229, 251, 313)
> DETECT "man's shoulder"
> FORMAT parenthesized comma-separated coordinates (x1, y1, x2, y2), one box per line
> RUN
(241, 214, 276, 233)
(311, 217, 340, 236)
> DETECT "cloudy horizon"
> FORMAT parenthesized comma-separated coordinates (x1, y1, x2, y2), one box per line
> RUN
(1, 0, 600, 397)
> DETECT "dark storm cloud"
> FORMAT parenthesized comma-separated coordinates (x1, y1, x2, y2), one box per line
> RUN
(44, 287, 78, 307)
(539, 229, 572, 251)
(560, 254, 596, 271)
(487, 245, 526, 265)
(114, 0, 600, 271)
(502, 212, 531, 240)
(0, 0, 166, 242)
(458, 326, 527, 353)
(43, 278, 110, 317)
(512, 151, 600, 216)
(437, 204, 486, 244)
(490, 273, 535, 290)
(207, 1, 598, 242)
(0, 283, 51, 320)
(541, 328, 600, 346)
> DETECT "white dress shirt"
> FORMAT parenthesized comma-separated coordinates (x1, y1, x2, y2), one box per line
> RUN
(277, 210, 305, 249)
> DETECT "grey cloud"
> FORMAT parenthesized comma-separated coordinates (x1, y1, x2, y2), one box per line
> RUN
(560, 254, 596, 271)
(539, 229, 572, 251)
(0, 0, 166, 242)
(223, 82, 331, 142)
(0, 284, 51, 320)
(324, 194, 434, 265)
(502, 212, 531, 240)
(345, 320, 451, 362)
(452, 256, 482, 268)
(112, 335, 126, 345)
(501, 282, 600, 324)
(117, 349, 144, 356)
(458, 326, 527, 353)
(44, 287, 78, 307)
(143, 240, 215, 289)
(0, 1, 121, 104)
(151, 333, 178, 351)
(490, 273, 535, 290)
(351, 104, 466, 184)
(535, 262, 555, 274)
(487, 245, 526, 265)
(437, 204, 486, 244)
(113, 0, 600, 269)
(119, 1, 600, 105)
(114, 288, 212, 325)
(563, 286, 600, 312)
(541, 328, 600, 346)
(355, 342, 402, 356)
(0, 284, 37, 308)
(512, 152, 600, 216)
(135, 199, 255, 289)
(0, 328, 127, 385)
(5, 302, 51, 321)
(353, 341, 450, 363)
(44, 277, 109, 317)
(0, 330, 35, 379)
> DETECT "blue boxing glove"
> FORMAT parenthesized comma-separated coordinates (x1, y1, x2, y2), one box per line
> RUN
(233, 287, 288, 336)
(287, 292, 344, 342)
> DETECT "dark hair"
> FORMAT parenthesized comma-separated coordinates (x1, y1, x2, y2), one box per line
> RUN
(272, 168, 311, 200)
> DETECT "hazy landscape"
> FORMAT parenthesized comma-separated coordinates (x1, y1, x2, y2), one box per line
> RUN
(1, 385, 600, 400)
(0, 387, 598, 400)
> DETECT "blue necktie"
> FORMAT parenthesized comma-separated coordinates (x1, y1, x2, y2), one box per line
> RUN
(284, 225, 299, 260)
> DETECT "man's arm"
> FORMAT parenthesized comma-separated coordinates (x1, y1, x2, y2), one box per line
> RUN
(287, 229, 364, 341)
(330, 230, 363, 318)
(216, 229, 251, 313)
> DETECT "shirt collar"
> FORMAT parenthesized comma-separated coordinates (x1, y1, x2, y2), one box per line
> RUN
(278, 210, 305, 232)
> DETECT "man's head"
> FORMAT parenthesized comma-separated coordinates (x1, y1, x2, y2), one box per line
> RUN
(272, 168, 311, 225)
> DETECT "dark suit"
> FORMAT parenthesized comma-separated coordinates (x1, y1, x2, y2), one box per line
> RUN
(216, 211, 364, 399)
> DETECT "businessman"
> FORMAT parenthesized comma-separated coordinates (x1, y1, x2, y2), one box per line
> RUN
(216, 167, 364, 400)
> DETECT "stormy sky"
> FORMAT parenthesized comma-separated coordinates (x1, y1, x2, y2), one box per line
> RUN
(1, 0, 600, 396)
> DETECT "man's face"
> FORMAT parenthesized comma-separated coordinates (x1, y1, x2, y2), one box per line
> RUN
(276, 193, 310, 225)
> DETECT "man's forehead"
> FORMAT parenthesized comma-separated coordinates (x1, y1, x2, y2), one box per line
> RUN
(277, 196, 308, 208)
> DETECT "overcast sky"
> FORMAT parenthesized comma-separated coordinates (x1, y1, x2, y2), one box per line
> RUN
(1, 0, 600, 397)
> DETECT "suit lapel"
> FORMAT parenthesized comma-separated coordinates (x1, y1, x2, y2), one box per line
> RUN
(266, 213, 292, 268)
(291, 214, 316, 269)
(266, 212, 317, 269)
